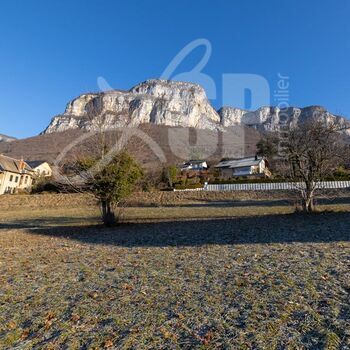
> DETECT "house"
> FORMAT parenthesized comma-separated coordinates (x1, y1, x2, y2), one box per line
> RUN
(26, 160, 52, 178)
(180, 160, 208, 171)
(215, 156, 271, 178)
(0, 155, 34, 194)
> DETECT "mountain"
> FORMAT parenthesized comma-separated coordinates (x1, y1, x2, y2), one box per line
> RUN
(218, 106, 350, 135)
(0, 134, 16, 143)
(2, 79, 348, 168)
(43, 80, 220, 134)
(43, 79, 350, 135)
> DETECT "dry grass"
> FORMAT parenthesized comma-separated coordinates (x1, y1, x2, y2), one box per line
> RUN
(1, 194, 350, 349)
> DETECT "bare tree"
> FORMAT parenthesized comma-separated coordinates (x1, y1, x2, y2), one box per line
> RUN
(281, 119, 348, 212)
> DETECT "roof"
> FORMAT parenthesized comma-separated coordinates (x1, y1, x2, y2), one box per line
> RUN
(0, 155, 33, 174)
(215, 156, 264, 169)
(26, 160, 49, 169)
(186, 160, 207, 164)
(181, 160, 208, 168)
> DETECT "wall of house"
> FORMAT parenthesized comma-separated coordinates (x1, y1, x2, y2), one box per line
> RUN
(233, 166, 252, 176)
(34, 163, 52, 177)
(18, 173, 33, 190)
(251, 165, 259, 174)
(0, 173, 4, 194)
(0, 171, 33, 195)
(259, 160, 266, 173)
(0, 171, 20, 195)
(251, 161, 266, 175)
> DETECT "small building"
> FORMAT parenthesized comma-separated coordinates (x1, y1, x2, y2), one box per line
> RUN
(180, 160, 208, 172)
(215, 156, 271, 178)
(0, 155, 34, 194)
(26, 160, 52, 178)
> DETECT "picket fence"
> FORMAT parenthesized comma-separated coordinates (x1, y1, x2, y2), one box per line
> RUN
(174, 181, 350, 192)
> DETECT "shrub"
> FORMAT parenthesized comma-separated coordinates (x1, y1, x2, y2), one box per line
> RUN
(174, 183, 203, 190)
(31, 177, 60, 193)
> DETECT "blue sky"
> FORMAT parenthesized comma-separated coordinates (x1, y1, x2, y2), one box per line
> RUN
(1, 0, 350, 138)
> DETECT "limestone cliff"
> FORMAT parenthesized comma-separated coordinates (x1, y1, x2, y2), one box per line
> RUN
(43, 79, 349, 135)
(218, 106, 350, 135)
(43, 80, 220, 133)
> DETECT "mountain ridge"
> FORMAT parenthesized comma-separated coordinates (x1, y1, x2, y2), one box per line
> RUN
(0, 134, 17, 143)
(42, 79, 350, 136)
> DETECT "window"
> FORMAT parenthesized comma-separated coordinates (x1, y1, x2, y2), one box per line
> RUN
(24, 176, 28, 184)
(6, 187, 14, 194)
(9, 175, 13, 182)
(15, 176, 19, 183)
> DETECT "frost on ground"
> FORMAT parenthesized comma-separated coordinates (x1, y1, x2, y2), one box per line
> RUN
(1, 212, 350, 349)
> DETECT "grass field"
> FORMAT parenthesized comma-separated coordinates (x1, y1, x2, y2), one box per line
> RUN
(1, 194, 350, 349)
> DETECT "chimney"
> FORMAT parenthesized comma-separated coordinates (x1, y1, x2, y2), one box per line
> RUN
(19, 158, 25, 171)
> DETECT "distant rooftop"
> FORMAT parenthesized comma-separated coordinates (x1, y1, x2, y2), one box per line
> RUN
(0, 154, 32, 173)
(187, 160, 206, 164)
(215, 156, 264, 169)
(26, 160, 48, 168)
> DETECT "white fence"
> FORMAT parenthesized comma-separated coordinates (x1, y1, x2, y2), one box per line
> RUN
(173, 181, 350, 192)
(203, 181, 350, 192)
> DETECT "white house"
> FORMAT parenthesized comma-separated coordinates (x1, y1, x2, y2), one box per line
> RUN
(0, 155, 34, 194)
(215, 156, 271, 178)
(26, 161, 52, 178)
(180, 160, 208, 171)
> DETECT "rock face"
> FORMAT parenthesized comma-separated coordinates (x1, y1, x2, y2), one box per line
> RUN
(218, 106, 350, 135)
(43, 79, 350, 135)
(43, 80, 220, 134)
(0, 134, 16, 143)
